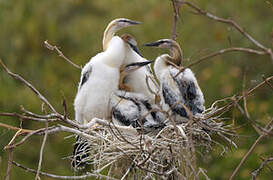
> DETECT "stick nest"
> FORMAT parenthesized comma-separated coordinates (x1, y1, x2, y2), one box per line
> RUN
(70, 100, 236, 179)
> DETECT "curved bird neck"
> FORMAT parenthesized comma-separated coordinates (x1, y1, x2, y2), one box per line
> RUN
(103, 22, 118, 51)
(168, 42, 183, 66)
(154, 56, 169, 79)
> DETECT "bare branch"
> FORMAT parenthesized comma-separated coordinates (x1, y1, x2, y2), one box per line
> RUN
(0, 112, 57, 122)
(175, 47, 268, 77)
(0, 59, 56, 113)
(0, 122, 33, 134)
(35, 122, 48, 180)
(171, 0, 180, 40)
(4, 149, 14, 180)
(12, 161, 117, 180)
(252, 157, 273, 180)
(229, 119, 273, 180)
(179, 1, 273, 62)
(44, 40, 82, 69)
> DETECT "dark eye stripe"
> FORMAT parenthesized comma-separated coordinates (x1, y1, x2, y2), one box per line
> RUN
(129, 43, 143, 57)
(118, 19, 130, 23)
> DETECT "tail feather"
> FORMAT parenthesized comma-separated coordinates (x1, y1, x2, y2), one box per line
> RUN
(71, 136, 91, 170)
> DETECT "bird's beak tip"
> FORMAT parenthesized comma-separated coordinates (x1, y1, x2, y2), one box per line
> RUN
(130, 20, 142, 25)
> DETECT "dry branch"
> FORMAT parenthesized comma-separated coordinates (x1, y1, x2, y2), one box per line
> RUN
(229, 119, 273, 180)
(12, 161, 117, 180)
(0, 59, 56, 113)
(44, 40, 82, 69)
(252, 157, 273, 180)
(178, 0, 273, 62)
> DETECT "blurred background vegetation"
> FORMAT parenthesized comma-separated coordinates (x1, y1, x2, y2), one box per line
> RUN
(0, 0, 272, 179)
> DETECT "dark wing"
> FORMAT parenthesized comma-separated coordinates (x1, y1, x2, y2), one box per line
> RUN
(139, 99, 165, 128)
(162, 82, 188, 117)
(170, 67, 204, 115)
(110, 91, 140, 126)
(71, 136, 91, 170)
(110, 91, 164, 132)
(129, 42, 143, 57)
(187, 81, 204, 114)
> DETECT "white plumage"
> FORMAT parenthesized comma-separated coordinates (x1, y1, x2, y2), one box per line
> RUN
(74, 18, 141, 125)
(72, 18, 141, 169)
(74, 37, 125, 124)
(121, 34, 158, 103)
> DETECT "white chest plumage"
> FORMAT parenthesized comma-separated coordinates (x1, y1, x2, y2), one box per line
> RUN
(123, 48, 158, 103)
(74, 36, 126, 124)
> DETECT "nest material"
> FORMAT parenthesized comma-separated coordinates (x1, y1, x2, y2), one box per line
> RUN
(70, 101, 236, 178)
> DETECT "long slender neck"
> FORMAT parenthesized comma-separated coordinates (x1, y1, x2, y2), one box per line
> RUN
(154, 56, 169, 80)
(103, 23, 117, 51)
(169, 42, 183, 66)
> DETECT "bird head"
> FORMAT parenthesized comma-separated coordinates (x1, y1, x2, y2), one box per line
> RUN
(103, 18, 141, 51)
(114, 18, 141, 31)
(121, 34, 143, 57)
(143, 39, 177, 49)
(121, 61, 153, 74)
(143, 39, 182, 66)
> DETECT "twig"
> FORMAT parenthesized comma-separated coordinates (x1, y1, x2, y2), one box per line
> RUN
(5, 127, 52, 149)
(0, 59, 56, 113)
(208, 76, 273, 118)
(175, 47, 268, 77)
(171, 0, 180, 40)
(179, 1, 273, 62)
(262, 75, 273, 90)
(0, 112, 57, 122)
(12, 161, 117, 180)
(35, 122, 48, 180)
(44, 40, 81, 69)
(4, 149, 14, 180)
(0, 122, 33, 134)
(4, 129, 24, 150)
(252, 157, 273, 180)
(229, 119, 273, 180)
(121, 161, 135, 180)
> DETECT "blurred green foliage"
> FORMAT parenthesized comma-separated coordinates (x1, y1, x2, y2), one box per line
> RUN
(0, 0, 272, 179)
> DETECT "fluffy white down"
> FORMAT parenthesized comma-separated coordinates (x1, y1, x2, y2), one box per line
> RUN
(123, 46, 158, 103)
(74, 36, 126, 124)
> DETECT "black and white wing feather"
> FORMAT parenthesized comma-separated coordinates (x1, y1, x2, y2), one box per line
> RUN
(110, 90, 165, 132)
(169, 67, 205, 115)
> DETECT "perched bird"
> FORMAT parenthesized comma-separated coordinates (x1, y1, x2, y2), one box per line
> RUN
(74, 18, 141, 125)
(144, 39, 205, 123)
(121, 34, 159, 103)
(72, 18, 140, 169)
(110, 40, 165, 133)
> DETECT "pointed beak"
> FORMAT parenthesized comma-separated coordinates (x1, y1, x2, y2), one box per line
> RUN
(129, 43, 143, 57)
(118, 19, 142, 26)
(124, 61, 153, 73)
(127, 20, 141, 25)
(143, 41, 161, 47)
